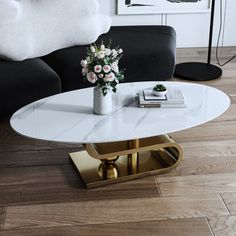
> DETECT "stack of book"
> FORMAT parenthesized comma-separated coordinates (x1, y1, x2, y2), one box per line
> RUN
(138, 88, 185, 108)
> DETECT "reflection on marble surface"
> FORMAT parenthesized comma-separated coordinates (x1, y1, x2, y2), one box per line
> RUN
(10, 82, 230, 144)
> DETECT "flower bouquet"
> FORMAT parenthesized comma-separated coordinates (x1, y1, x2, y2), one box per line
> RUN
(81, 42, 124, 96)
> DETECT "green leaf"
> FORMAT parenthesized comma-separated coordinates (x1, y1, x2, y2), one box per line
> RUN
(102, 87, 107, 96)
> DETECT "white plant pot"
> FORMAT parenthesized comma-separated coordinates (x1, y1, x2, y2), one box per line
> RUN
(93, 87, 113, 115)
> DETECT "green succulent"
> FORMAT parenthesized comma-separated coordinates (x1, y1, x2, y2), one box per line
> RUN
(153, 84, 167, 92)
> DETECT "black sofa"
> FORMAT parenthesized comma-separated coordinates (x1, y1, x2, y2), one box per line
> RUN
(0, 25, 176, 118)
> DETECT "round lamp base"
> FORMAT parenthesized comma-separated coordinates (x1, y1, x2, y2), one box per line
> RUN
(174, 62, 222, 81)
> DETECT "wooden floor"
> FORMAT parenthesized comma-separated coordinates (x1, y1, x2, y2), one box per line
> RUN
(1, 47, 236, 236)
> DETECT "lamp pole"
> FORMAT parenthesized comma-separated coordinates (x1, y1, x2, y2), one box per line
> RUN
(174, 0, 222, 81)
(207, 0, 216, 65)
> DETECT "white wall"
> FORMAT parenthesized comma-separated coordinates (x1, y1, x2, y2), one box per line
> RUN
(223, 0, 236, 46)
(98, 0, 236, 47)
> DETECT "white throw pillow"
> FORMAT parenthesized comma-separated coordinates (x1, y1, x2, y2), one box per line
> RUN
(0, 0, 111, 61)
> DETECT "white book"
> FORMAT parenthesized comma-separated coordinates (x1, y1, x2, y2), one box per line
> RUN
(139, 88, 186, 108)
(138, 102, 186, 108)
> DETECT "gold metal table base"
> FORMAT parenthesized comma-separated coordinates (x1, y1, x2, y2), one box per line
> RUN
(69, 135, 183, 188)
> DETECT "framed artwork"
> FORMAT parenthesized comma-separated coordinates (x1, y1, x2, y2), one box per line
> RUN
(117, 0, 211, 14)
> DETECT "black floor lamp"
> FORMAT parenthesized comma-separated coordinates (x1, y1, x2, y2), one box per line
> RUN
(174, 0, 222, 81)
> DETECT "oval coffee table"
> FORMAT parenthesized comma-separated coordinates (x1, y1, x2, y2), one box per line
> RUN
(10, 82, 230, 188)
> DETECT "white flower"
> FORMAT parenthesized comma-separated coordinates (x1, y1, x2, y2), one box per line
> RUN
(98, 73, 104, 78)
(103, 65, 111, 73)
(94, 65, 102, 73)
(111, 49, 117, 56)
(118, 48, 123, 54)
(82, 67, 88, 75)
(86, 57, 90, 63)
(104, 72, 115, 82)
(100, 44, 105, 51)
(90, 46, 96, 53)
(87, 72, 98, 84)
(105, 48, 111, 56)
(80, 60, 87, 68)
(111, 62, 119, 73)
(97, 51, 105, 59)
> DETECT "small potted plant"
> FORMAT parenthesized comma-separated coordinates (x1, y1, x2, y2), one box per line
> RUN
(153, 84, 167, 96)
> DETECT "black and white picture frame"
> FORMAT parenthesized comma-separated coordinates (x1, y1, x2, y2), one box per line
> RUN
(117, 0, 211, 14)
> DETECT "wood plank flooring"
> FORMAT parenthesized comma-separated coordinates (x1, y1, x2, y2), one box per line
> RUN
(0, 218, 213, 236)
(1, 47, 236, 235)
(157, 173, 236, 196)
(0, 208, 5, 230)
(3, 195, 228, 229)
(208, 215, 236, 236)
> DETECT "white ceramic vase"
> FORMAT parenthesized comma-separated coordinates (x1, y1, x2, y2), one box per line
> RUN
(93, 87, 113, 115)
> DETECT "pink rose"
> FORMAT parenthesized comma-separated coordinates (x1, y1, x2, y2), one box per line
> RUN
(103, 65, 111, 73)
(104, 72, 115, 82)
(94, 65, 102, 73)
(98, 73, 104, 78)
(87, 72, 98, 84)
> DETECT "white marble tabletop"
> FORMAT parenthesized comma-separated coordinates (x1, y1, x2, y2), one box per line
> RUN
(10, 81, 230, 144)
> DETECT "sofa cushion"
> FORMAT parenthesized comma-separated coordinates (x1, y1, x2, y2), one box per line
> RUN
(0, 0, 111, 61)
(0, 59, 61, 118)
(42, 26, 176, 92)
